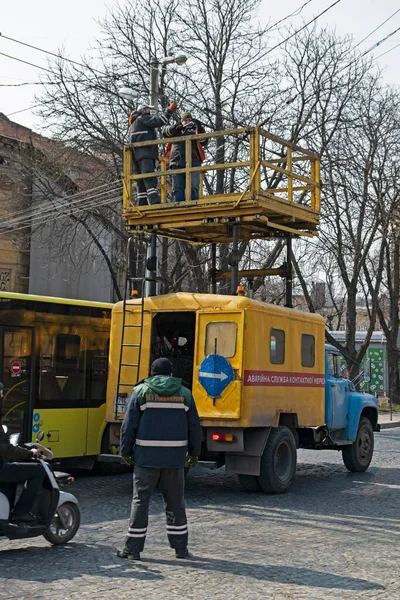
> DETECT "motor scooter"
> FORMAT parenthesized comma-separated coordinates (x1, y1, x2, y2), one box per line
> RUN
(0, 428, 80, 545)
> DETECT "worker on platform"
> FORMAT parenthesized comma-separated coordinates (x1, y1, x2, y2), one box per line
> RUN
(118, 357, 201, 561)
(129, 102, 177, 205)
(162, 112, 207, 202)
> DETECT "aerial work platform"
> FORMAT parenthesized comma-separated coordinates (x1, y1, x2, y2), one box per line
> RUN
(122, 126, 321, 244)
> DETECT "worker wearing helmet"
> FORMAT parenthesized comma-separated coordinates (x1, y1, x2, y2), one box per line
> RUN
(162, 111, 207, 202)
(129, 102, 177, 205)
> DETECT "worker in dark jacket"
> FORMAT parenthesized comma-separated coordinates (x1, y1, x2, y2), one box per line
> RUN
(117, 358, 201, 562)
(129, 102, 177, 205)
(0, 382, 43, 522)
(162, 111, 206, 202)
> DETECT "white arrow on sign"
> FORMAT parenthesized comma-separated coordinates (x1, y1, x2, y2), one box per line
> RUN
(199, 371, 229, 381)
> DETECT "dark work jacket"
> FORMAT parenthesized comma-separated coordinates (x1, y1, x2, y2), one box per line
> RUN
(162, 119, 206, 167)
(120, 375, 202, 469)
(0, 426, 33, 464)
(129, 110, 172, 161)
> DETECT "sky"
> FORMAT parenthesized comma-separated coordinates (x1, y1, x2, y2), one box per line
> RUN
(1, 0, 400, 132)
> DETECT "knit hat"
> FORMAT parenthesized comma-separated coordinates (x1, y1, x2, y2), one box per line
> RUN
(181, 111, 192, 122)
(150, 358, 173, 376)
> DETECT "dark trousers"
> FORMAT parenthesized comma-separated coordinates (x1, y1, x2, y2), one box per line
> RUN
(124, 465, 188, 553)
(0, 462, 46, 516)
(136, 158, 160, 205)
(172, 172, 200, 202)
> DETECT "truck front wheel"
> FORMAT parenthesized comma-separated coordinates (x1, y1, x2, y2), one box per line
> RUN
(258, 427, 297, 494)
(342, 417, 374, 472)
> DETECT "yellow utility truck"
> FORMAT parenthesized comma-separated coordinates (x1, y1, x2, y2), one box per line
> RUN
(106, 292, 379, 493)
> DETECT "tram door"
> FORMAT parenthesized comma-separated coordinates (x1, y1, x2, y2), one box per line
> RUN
(0, 326, 35, 442)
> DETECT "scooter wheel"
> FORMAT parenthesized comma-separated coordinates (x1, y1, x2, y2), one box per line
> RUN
(43, 502, 80, 545)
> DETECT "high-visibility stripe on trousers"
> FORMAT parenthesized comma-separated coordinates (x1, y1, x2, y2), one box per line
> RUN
(124, 465, 188, 554)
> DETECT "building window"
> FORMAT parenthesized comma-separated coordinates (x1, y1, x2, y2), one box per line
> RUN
(205, 322, 237, 357)
(270, 329, 285, 364)
(301, 334, 315, 367)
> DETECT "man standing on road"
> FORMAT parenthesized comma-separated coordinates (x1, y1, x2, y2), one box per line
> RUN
(129, 102, 177, 205)
(118, 358, 201, 561)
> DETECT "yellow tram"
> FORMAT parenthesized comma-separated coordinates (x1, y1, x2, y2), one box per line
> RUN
(0, 292, 114, 468)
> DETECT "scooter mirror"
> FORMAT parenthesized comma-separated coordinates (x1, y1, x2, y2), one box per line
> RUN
(1, 424, 7, 434)
(36, 431, 45, 442)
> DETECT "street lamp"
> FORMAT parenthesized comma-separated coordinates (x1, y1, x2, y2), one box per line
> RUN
(118, 87, 139, 101)
(148, 53, 188, 115)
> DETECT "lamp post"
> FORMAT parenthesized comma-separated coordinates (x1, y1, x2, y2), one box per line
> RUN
(145, 53, 187, 297)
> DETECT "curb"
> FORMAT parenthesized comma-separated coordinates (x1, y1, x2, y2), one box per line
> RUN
(379, 420, 400, 430)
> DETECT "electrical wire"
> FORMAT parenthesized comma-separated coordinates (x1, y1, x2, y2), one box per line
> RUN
(266, 0, 316, 32)
(3, 182, 122, 228)
(0, 193, 122, 236)
(214, 0, 343, 87)
(351, 8, 400, 53)
(3, 179, 122, 222)
(374, 40, 400, 60)
(1, 192, 122, 234)
(6, 104, 41, 116)
(0, 32, 107, 75)
(0, 51, 52, 73)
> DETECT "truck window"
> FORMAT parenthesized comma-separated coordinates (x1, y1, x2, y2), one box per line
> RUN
(270, 329, 285, 364)
(327, 353, 340, 377)
(301, 334, 315, 367)
(205, 322, 237, 357)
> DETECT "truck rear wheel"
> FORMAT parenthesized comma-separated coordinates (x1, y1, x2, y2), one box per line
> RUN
(258, 427, 297, 494)
(238, 474, 261, 492)
(342, 417, 374, 472)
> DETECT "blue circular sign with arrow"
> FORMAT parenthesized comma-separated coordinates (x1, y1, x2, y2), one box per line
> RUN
(198, 354, 234, 398)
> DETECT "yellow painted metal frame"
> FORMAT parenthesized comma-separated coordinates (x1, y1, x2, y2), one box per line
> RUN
(122, 126, 321, 243)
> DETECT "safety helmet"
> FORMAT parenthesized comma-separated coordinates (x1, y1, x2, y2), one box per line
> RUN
(181, 111, 192, 122)
(137, 104, 153, 113)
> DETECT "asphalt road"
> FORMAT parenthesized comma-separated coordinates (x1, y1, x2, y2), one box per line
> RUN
(1, 428, 399, 600)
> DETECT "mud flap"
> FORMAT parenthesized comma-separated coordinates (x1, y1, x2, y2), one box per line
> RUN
(225, 428, 271, 476)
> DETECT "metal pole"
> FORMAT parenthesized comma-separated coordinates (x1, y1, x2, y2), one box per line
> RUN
(231, 224, 239, 295)
(285, 237, 293, 308)
(145, 59, 160, 297)
(211, 243, 217, 294)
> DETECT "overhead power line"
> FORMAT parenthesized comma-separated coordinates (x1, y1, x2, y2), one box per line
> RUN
(6, 104, 41, 117)
(215, 0, 343, 86)
(0, 32, 107, 75)
(3, 180, 122, 228)
(352, 8, 400, 53)
(0, 50, 52, 73)
(266, 0, 316, 32)
(374, 40, 400, 60)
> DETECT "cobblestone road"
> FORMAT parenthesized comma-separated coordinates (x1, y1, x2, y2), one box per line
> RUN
(1, 428, 399, 600)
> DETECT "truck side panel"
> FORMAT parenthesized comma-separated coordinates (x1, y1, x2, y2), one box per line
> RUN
(241, 309, 326, 427)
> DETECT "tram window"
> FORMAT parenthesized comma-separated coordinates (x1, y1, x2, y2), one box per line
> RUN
(205, 322, 237, 357)
(270, 329, 285, 364)
(38, 333, 85, 402)
(301, 334, 315, 368)
(89, 337, 110, 405)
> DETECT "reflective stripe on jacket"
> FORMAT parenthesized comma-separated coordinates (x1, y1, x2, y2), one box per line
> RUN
(120, 375, 202, 468)
(129, 110, 171, 161)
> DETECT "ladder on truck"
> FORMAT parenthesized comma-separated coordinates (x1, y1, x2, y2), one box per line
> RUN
(114, 237, 146, 420)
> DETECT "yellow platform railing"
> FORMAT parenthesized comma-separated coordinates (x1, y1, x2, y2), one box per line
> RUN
(122, 126, 320, 217)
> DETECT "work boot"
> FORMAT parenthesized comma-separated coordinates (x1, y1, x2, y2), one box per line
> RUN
(175, 548, 193, 559)
(117, 549, 141, 561)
